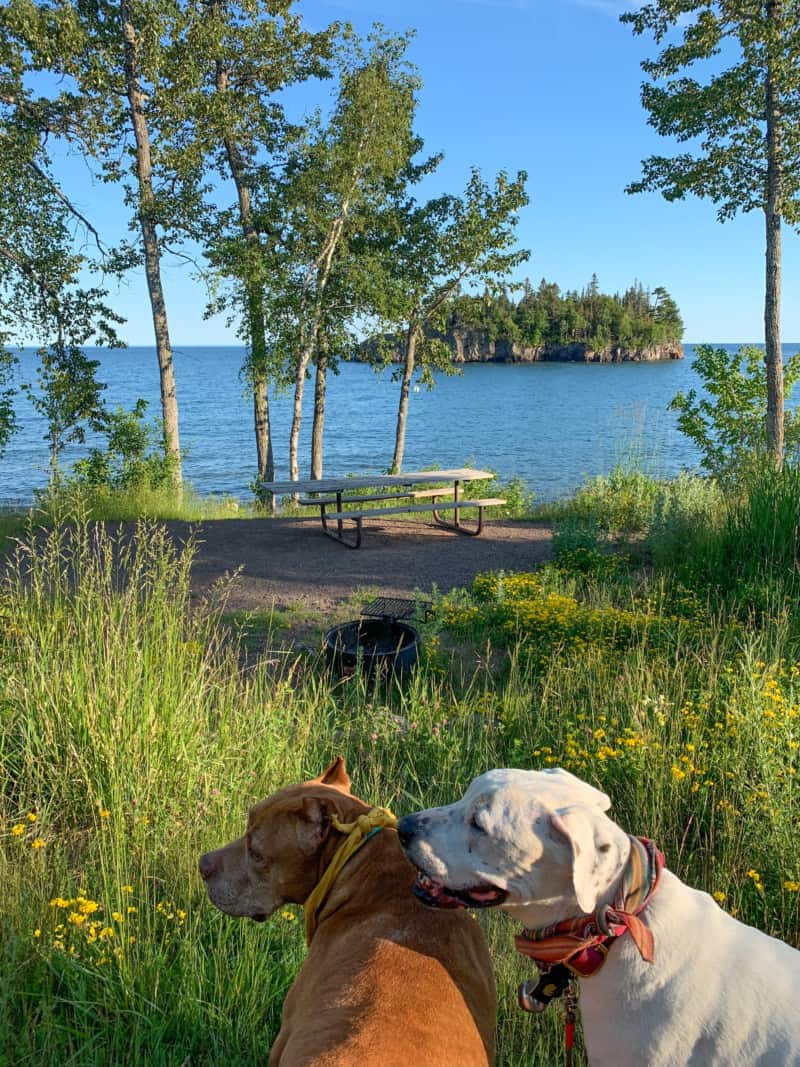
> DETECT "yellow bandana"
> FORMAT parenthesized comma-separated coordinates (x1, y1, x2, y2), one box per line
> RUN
(303, 806, 398, 944)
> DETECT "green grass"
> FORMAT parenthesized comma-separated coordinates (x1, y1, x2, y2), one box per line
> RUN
(1, 472, 798, 1065)
(39, 481, 252, 523)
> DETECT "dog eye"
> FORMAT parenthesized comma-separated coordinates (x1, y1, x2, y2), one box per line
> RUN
(247, 838, 264, 863)
(469, 814, 484, 833)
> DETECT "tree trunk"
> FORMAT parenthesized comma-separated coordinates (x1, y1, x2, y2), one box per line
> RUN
(392, 324, 418, 473)
(289, 198, 351, 491)
(764, 1, 784, 465)
(289, 337, 313, 487)
(120, 0, 182, 491)
(311, 339, 328, 480)
(213, 42, 275, 507)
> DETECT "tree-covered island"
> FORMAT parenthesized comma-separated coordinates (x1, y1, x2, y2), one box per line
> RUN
(364, 275, 684, 366)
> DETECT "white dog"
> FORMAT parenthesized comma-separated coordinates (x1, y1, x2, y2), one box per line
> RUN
(397, 768, 800, 1066)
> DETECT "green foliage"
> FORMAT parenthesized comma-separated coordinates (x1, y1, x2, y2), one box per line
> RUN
(21, 342, 108, 476)
(622, 2, 800, 226)
(68, 400, 176, 493)
(552, 515, 604, 555)
(646, 472, 725, 567)
(451, 276, 683, 351)
(670, 345, 800, 481)
(622, 1, 800, 459)
(666, 461, 800, 620)
(439, 569, 714, 665)
(359, 148, 528, 470)
(0, 347, 17, 455)
(1, 521, 798, 1065)
(550, 465, 664, 534)
(458, 470, 534, 518)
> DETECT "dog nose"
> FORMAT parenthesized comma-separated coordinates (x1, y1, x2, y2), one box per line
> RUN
(199, 851, 218, 881)
(396, 815, 416, 848)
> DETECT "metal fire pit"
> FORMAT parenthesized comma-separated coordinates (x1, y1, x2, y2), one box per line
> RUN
(324, 596, 429, 678)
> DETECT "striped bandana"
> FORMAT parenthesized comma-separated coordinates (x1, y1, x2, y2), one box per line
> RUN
(515, 836, 664, 978)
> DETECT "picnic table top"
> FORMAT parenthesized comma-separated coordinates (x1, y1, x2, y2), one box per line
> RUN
(258, 468, 495, 496)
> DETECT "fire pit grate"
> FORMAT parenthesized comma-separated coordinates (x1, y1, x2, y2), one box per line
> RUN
(360, 596, 431, 621)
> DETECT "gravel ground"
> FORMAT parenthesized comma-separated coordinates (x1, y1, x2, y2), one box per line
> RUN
(165, 516, 554, 614)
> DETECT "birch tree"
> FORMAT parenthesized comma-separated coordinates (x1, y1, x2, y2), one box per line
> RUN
(164, 0, 336, 502)
(277, 31, 419, 486)
(0, 30, 121, 471)
(2, 0, 201, 490)
(623, 0, 800, 464)
(369, 168, 529, 473)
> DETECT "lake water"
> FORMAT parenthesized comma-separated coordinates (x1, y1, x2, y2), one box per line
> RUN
(4, 344, 799, 505)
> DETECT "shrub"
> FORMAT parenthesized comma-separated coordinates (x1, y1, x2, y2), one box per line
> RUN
(670, 345, 800, 482)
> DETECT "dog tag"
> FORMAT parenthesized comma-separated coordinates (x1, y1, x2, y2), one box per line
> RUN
(518, 979, 550, 1013)
(518, 963, 572, 1013)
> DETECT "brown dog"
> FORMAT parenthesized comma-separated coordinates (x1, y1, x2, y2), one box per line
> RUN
(199, 758, 496, 1067)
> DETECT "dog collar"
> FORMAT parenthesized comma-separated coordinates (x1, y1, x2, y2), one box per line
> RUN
(515, 836, 664, 979)
(303, 806, 398, 944)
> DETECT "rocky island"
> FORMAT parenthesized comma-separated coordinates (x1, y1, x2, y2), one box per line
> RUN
(362, 277, 684, 365)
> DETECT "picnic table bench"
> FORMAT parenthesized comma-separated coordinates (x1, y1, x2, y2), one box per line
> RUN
(258, 468, 506, 548)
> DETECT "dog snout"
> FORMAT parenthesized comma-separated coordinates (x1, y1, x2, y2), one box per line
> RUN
(397, 813, 428, 848)
(199, 850, 219, 881)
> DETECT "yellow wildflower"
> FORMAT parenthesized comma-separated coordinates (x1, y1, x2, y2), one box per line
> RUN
(30, 838, 45, 849)
(11, 824, 24, 836)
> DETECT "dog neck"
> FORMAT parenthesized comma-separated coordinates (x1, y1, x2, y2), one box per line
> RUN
(309, 823, 406, 939)
(312, 795, 373, 887)
(503, 820, 632, 929)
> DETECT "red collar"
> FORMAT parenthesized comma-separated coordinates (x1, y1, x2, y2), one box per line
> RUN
(515, 836, 664, 978)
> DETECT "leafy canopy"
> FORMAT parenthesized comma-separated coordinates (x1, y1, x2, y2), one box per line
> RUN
(622, 1, 800, 225)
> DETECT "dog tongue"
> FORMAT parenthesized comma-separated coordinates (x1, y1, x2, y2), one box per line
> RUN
(469, 887, 502, 903)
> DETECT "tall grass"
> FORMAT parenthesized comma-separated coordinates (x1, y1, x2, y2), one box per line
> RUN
(37, 481, 250, 523)
(1, 517, 798, 1065)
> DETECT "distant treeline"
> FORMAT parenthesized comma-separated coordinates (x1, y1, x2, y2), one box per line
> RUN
(449, 275, 684, 350)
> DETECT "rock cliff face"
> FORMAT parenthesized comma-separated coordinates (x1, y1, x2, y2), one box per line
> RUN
(362, 326, 682, 363)
(438, 326, 682, 363)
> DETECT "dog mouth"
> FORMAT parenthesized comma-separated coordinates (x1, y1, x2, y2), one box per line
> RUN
(413, 871, 507, 909)
(251, 913, 267, 923)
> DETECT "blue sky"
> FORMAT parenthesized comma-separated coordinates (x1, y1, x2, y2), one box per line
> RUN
(52, 0, 800, 344)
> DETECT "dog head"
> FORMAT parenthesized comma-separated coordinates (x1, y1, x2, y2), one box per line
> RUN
(397, 768, 628, 923)
(198, 756, 362, 921)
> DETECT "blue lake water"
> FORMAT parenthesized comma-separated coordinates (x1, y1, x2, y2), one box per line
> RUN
(3, 344, 799, 505)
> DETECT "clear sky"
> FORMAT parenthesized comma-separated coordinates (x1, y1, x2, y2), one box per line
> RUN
(50, 0, 800, 345)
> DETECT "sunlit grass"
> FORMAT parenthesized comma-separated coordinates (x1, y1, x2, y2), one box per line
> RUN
(1, 515, 798, 1066)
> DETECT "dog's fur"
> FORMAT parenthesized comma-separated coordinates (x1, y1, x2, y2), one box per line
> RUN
(199, 759, 496, 1067)
(397, 767, 800, 1067)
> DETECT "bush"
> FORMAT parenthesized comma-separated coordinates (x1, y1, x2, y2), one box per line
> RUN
(70, 401, 175, 493)
(670, 345, 800, 482)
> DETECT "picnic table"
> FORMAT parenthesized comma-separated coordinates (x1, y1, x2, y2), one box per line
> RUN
(258, 468, 506, 548)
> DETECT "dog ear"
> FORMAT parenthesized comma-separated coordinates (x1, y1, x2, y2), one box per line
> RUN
(296, 795, 333, 849)
(538, 768, 611, 811)
(315, 756, 352, 794)
(550, 806, 599, 914)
